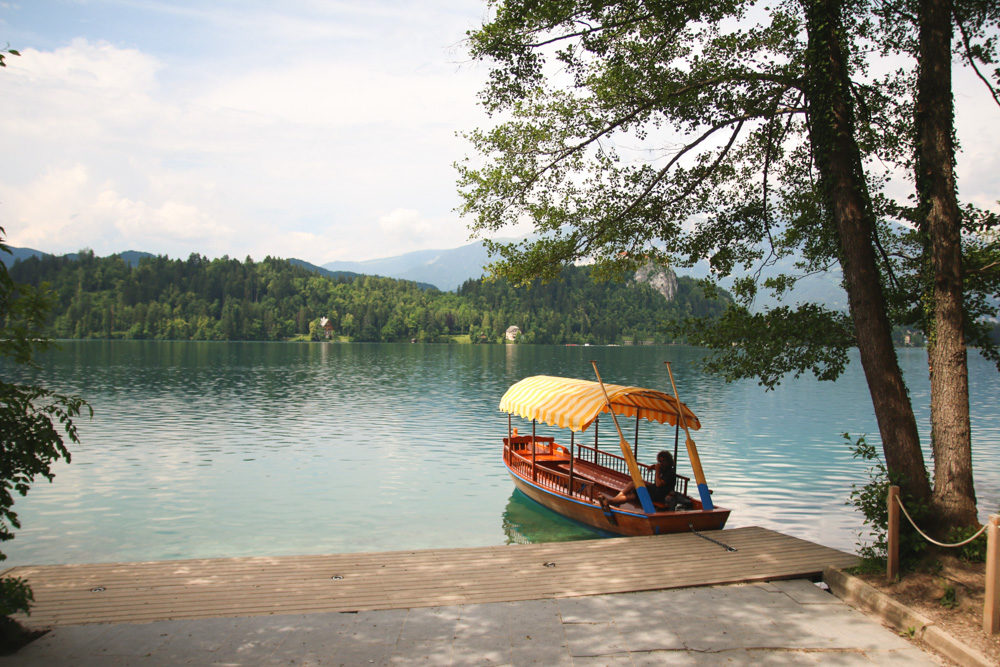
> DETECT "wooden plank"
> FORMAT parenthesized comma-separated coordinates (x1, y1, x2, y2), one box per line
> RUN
(6, 527, 856, 628)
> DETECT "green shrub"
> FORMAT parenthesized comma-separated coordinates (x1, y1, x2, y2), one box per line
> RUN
(947, 524, 988, 563)
(846, 433, 926, 571)
(938, 584, 958, 609)
(0, 578, 31, 618)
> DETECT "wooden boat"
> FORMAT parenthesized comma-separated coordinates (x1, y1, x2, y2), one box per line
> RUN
(499, 366, 730, 536)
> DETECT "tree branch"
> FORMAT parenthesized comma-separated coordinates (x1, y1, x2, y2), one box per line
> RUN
(966, 259, 1000, 276)
(523, 72, 793, 191)
(876, 0, 917, 25)
(872, 224, 902, 292)
(954, 11, 1000, 110)
(524, 11, 654, 48)
(758, 87, 800, 268)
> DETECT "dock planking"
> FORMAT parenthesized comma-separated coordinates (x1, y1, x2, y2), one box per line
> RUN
(4, 526, 858, 628)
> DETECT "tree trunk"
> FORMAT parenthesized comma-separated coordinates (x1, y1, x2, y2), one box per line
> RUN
(917, 0, 978, 528)
(802, 0, 932, 503)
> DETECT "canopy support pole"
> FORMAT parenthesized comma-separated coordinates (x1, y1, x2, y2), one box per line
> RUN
(665, 362, 714, 510)
(591, 361, 655, 514)
(531, 419, 537, 481)
(634, 418, 640, 460)
(507, 415, 512, 466)
(674, 423, 679, 472)
(569, 431, 575, 496)
(593, 418, 599, 462)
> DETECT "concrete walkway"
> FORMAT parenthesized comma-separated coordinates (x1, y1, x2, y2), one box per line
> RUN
(4, 580, 938, 666)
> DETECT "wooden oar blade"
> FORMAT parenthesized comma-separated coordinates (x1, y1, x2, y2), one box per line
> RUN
(591, 361, 656, 515)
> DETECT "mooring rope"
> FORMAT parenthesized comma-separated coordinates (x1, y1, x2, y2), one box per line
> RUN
(895, 495, 988, 548)
(689, 524, 737, 552)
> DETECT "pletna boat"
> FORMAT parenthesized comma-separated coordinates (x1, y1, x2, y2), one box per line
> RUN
(499, 364, 730, 536)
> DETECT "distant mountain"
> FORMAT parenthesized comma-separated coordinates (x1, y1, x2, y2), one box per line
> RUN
(290, 259, 438, 290)
(2, 245, 439, 290)
(5, 240, 849, 310)
(116, 250, 155, 267)
(323, 241, 491, 291)
(323, 240, 849, 309)
(1, 247, 155, 268)
(1, 245, 48, 267)
(288, 258, 362, 281)
(682, 255, 847, 312)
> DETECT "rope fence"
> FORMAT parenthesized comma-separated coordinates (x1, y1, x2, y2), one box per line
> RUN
(885, 486, 1000, 635)
(894, 493, 988, 548)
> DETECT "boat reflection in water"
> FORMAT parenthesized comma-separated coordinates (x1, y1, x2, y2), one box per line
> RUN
(501, 490, 613, 545)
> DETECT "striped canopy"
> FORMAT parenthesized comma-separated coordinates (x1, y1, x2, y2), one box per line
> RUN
(499, 375, 701, 432)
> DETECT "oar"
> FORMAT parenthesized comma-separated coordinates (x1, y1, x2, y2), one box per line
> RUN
(591, 361, 656, 514)
(665, 361, 715, 510)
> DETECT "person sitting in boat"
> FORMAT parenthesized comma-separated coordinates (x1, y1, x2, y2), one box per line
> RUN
(606, 450, 676, 506)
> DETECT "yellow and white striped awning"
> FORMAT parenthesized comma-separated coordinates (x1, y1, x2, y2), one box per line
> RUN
(499, 375, 701, 432)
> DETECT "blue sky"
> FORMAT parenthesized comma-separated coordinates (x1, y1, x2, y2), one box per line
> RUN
(1, 0, 495, 263)
(1, 2, 997, 265)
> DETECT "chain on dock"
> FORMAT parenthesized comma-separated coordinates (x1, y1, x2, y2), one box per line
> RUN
(689, 524, 737, 552)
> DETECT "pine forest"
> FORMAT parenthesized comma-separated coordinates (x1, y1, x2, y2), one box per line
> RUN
(7, 250, 731, 345)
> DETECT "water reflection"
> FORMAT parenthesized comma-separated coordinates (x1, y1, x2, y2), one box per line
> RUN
(501, 490, 608, 544)
(2, 341, 998, 567)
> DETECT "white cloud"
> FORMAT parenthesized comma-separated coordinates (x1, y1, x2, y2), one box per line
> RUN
(17, 38, 159, 91)
(103, 194, 233, 243)
(200, 62, 476, 130)
(378, 208, 431, 236)
(0, 32, 487, 262)
(0, 165, 94, 250)
(312, 207, 473, 260)
(0, 164, 235, 254)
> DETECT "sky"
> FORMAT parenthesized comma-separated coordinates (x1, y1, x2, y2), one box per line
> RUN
(0, 1, 997, 266)
(0, 0, 497, 263)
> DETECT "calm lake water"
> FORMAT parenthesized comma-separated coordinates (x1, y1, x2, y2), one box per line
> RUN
(3, 341, 999, 567)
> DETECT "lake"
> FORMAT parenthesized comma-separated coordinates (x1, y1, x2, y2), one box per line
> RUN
(3, 341, 999, 567)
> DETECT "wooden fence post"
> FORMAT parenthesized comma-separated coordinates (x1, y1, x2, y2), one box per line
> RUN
(887, 485, 900, 581)
(985, 514, 999, 635)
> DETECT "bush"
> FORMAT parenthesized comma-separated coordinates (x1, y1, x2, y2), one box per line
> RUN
(0, 577, 31, 618)
(846, 433, 927, 571)
(947, 524, 988, 563)
(1, 229, 89, 630)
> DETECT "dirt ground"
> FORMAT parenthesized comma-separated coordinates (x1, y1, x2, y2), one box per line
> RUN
(857, 555, 999, 664)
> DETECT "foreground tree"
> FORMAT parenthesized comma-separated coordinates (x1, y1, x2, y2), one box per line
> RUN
(801, 0, 932, 505)
(0, 228, 89, 640)
(459, 0, 999, 530)
(912, 0, 998, 528)
(872, 0, 1000, 528)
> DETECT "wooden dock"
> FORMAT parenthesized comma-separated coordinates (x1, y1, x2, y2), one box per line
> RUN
(4, 527, 857, 628)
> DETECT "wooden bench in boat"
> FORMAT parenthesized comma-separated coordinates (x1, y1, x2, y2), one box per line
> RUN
(556, 459, 691, 497)
(504, 436, 571, 461)
(504, 435, 555, 445)
(556, 459, 629, 491)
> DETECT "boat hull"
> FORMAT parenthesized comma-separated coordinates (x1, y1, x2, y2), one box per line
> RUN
(507, 466, 731, 537)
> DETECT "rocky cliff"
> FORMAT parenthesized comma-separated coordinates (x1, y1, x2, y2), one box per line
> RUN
(634, 263, 678, 302)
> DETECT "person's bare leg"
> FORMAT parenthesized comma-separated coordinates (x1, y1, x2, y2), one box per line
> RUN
(607, 482, 636, 504)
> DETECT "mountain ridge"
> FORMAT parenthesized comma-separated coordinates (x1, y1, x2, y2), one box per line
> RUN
(3, 241, 847, 310)
(322, 241, 490, 291)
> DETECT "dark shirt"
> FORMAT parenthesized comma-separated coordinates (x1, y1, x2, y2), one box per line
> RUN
(650, 463, 676, 503)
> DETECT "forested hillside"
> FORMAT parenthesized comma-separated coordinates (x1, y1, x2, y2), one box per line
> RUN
(8, 250, 731, 344)
(457, 269, 727, 343)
